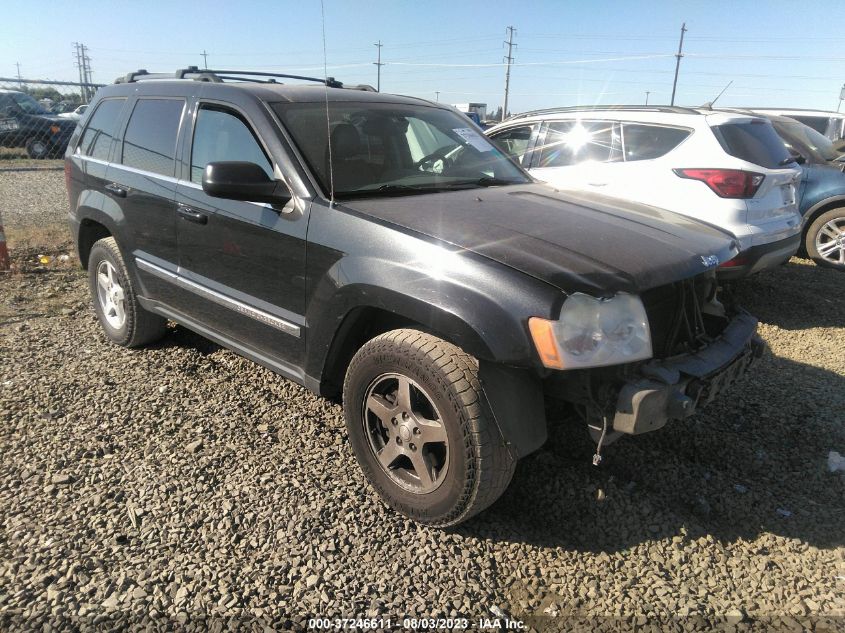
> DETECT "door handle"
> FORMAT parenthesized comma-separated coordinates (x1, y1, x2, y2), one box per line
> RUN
(178, 204, 208, 225)
(104, 182, 128, 198)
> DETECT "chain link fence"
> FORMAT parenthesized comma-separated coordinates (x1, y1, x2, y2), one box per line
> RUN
(0, 78, 103, 160)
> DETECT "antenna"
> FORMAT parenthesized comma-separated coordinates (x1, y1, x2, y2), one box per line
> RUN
(701, 80, 733, 109)
(320, 0, 335, 206)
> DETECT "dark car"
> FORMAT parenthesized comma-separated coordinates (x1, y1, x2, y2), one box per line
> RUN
(65, 67, 764, 526)
(763, 115, 845, 269)
(0, 89, 77, 158)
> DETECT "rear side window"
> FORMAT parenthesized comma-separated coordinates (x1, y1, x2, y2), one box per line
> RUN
(78, 99, 125, 161)
(489, 125, 535, 163)
(538, 120, 622, 167)
(121, 98, 185, 177)
(190, 106, 273, 184)
(621, 123, 689, 161)
(711, 120, 791, 169)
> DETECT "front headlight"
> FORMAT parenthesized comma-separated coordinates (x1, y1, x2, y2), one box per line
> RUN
(529, 292, 652, 369)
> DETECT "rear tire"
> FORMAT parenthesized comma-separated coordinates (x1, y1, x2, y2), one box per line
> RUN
(343, 329, 516, 527)
(88, 237, 168, 347)
(805, 208, 845, 270)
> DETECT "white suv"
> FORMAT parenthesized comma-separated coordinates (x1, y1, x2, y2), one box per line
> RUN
(487, 106, 803, 279)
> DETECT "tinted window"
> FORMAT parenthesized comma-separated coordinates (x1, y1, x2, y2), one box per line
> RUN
(490, 125, 534, 163)
(772, 120, 839, 164)
(711, 120, 791, 169)
(538, 120, 622, 168)
(191, 106, 273, 183)
(622, 123, 689, 161)
(789, 115, 829, 136)
(78, 99, 125, 160)
(122, 99, 184, 177)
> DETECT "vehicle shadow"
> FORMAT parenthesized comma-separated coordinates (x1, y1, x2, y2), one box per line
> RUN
(731, 257, 844, 330)
(460, 351, 845, 552)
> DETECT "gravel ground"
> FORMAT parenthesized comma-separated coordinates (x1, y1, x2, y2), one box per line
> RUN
(1, 172, 844, 631)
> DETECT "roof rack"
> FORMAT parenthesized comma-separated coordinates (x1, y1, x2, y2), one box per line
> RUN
(506, 104, 702, 121)
(113, 67, 373, 90)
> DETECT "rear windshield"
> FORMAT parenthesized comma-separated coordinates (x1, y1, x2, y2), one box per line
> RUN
(711, 119, 792, 169)
(772, 119, 839, 164)
(788, 115, 829, 136)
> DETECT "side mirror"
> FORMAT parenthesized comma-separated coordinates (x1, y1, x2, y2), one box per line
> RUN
(202, 161, 290, 204)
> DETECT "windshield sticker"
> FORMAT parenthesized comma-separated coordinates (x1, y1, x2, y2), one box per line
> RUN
(453, 127, 493, 152)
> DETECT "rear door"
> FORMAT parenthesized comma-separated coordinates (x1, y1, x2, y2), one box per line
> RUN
(106, 94, 187, 305)
(174, 97, 307, 372)
(528, 120, 623, 190)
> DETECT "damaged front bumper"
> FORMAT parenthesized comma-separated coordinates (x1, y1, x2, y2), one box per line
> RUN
(613, 313, 766, 435)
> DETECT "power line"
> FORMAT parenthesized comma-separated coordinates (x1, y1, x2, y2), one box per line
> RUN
(374, 40, 384, 92)
(502, 26, 516, 121)
(670, 22, 687, 106)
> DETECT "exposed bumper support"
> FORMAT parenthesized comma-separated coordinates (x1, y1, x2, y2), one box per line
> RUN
(613, 313, 765, 435)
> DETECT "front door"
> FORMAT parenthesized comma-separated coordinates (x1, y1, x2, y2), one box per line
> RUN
(175, 102, 308, 374)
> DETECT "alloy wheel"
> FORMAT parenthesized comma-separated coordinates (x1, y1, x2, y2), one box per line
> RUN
(815, 216, 845, 266)
(362, 373, 449, 494)
(96, 260, 127, 329)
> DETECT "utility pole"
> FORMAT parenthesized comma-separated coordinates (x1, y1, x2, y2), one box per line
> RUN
(15, 62, 22, 89)
(838, 84, 845, 113)
(435, 91, 440, 102)
(73, 43, 85, 101)
(502, 26, 516, 122)
(670, 22, 687, 106)
(645, 90, 650, 105)
(373, 40, 384, 92)
(201, 50, 209, 69)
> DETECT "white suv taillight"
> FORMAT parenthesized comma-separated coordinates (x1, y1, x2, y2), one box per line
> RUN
(673, 168, 765, 199)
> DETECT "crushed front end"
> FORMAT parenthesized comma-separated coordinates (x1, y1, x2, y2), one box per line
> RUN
(543, 272, 766, 446)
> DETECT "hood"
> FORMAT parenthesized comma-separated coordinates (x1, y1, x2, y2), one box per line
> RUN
(340, 183, 739, 295)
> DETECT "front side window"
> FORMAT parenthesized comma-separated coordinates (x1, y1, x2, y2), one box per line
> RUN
(489, 125, 535, 163)
(273, 101, 529, 198)
(121, 98, 185, 177)
(78, 99, 125, 161)
(621, 123, 690, 161)
(190, 106, 273, 184)
(538, 120, 622, 168)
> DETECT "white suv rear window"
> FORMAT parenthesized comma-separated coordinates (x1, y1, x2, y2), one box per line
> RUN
(711, 120, 792, 169)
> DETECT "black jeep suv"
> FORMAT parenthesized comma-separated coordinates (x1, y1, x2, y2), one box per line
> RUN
(65, 68, 764, 526)
(0, 89, 77, 158)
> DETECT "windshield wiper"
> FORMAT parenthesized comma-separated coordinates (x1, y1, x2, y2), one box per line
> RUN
(334, 183, 446, 199)
(439, 177, 525, 190)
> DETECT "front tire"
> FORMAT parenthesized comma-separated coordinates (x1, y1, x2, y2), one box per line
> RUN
(806, 208, 845, 270)
(25, 137, 49, 159)
(343, 329, 516, 526)
(88, 237, 168, 347)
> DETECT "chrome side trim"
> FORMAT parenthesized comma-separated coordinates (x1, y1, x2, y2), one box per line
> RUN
(135, 257, 301, 338)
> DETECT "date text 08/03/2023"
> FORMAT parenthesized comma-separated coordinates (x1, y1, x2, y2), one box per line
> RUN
(307, 616, 527, 630)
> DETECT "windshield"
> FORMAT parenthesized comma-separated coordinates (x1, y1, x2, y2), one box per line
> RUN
(772, 119, 840, 163)
(273, 101, 529, 198)
(10, 92, 51, 115)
